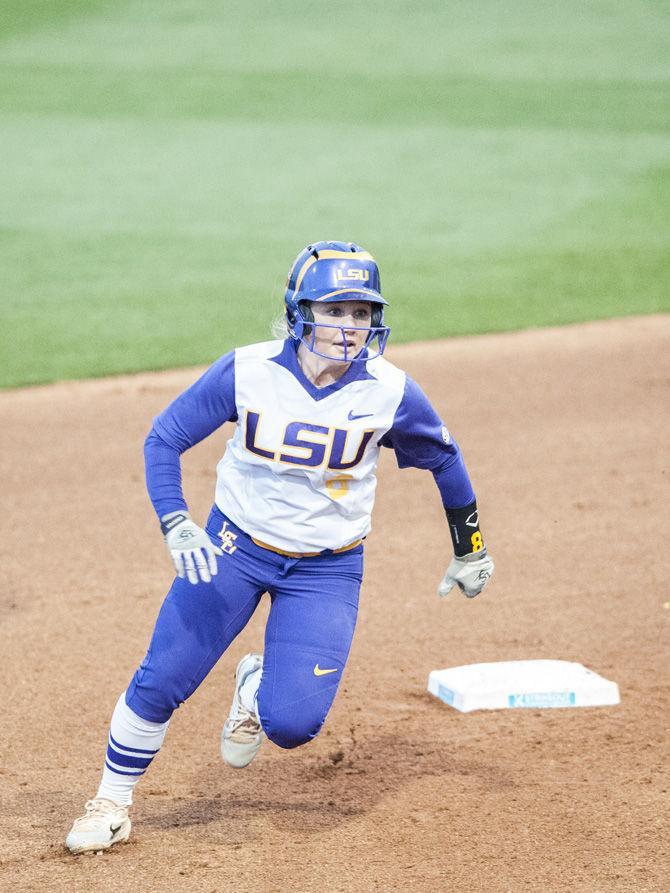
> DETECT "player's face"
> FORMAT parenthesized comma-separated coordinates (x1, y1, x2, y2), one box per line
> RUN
(309, 301, 373, 360)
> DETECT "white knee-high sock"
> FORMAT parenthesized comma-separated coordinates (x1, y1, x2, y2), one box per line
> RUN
(239, 667, 262, 722)
(96, 693, 169, 807)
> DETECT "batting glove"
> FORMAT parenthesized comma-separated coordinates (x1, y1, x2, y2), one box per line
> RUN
(438, 549, 494, 599)
(161, 511, 223, 585)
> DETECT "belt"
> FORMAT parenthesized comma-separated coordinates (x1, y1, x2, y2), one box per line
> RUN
(250, 537, 363, 559)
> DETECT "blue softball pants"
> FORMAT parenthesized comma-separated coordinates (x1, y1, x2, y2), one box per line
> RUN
(125, 505, 363, 749)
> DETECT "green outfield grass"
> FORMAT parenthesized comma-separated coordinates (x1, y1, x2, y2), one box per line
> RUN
(1, 0, 669, 387)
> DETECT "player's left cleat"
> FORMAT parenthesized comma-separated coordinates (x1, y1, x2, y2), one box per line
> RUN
(221, 652, 265, 768)
(65, 798, 131, 854)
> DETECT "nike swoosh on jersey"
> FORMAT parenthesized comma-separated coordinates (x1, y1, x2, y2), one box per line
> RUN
(348, 411, 374, 421)
(313, 664, 338, 676)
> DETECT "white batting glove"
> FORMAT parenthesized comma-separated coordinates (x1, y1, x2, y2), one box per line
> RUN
(438, 550, 494, 599)
(160, 511, 223, 585)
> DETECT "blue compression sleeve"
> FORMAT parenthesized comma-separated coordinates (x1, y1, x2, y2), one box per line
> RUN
(379, 375, 475, 509)
(431, 451, 475, 510)
(144, 352, 237, 518)
(144, 432, 187, 518)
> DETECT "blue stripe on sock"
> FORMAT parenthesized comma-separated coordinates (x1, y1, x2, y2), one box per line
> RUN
(106, 743, 154, 770)
(105, 759, 145, 777)
(109, 731, 159, 755)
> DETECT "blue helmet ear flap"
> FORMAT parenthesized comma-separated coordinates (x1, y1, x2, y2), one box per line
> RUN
(298, 301, 314, 324)
(286, 300, 314, 340)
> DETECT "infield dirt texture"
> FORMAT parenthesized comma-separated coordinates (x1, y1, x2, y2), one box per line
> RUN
(1, 316, 668, 892)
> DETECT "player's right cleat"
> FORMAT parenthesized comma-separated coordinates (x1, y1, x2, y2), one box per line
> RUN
(221, 652, 265, 769)
(65, 798, 131, 854)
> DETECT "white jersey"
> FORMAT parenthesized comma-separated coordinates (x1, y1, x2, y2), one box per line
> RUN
(149, 338, 471, 554)
(216, 340, 405, 552)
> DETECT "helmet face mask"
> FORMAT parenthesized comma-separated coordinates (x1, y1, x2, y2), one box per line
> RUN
(293, 310, 390, 363)
(285, 241, 391, 363)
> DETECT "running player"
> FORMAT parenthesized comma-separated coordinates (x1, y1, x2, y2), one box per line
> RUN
(65, 241, 494, 854)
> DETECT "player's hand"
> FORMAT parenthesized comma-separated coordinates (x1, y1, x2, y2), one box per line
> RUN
(438, 550, 494, 599)
(160, 511, 223, 584)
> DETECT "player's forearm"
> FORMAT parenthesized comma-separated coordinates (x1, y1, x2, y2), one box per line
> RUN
(144, 428, 189, 518)
(431, 454, 487, 558)
(431, 450, 475, 511)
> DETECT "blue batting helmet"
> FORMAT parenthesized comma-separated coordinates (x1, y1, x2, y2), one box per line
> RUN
(284, 241, 390, 361)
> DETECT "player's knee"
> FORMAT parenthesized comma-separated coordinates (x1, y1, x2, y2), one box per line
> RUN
(260, 708, 325, 749)
(125, 667, 184, 724)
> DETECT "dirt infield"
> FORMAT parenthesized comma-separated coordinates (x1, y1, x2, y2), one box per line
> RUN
(1, 316, 668, 893)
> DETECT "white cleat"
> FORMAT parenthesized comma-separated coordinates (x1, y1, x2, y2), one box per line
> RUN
(221, 652, 265, 769)
(66, 798, 131, 854)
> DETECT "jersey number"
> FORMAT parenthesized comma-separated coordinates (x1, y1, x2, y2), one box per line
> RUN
(325, 474, 352, 500)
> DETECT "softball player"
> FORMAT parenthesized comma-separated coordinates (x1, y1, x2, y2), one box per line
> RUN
(66, 241, 494, 854)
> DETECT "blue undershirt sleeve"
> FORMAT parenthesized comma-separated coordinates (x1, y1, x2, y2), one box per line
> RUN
(378, 375, 475, 509)
(144, 351, 237, 518)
